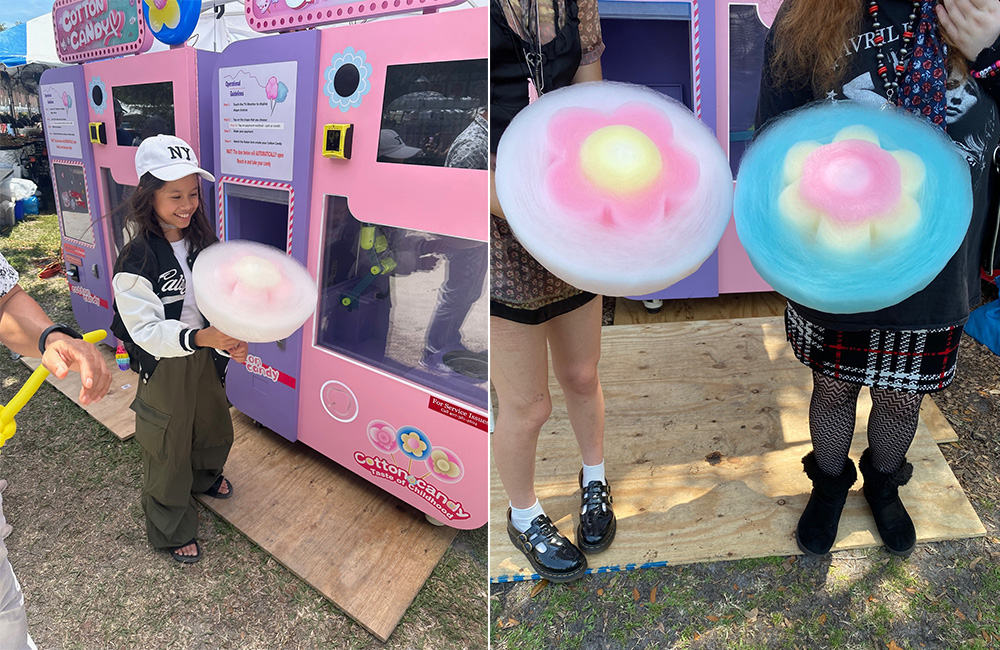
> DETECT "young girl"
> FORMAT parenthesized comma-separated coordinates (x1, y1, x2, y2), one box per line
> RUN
(490, 0, 614, 583)
(757, 0, 1000, 557)
(111, 134, 248, 563)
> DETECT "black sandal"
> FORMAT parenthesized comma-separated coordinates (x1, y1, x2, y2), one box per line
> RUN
(169, 539, 201, 564)
(202, 475, 233, 499)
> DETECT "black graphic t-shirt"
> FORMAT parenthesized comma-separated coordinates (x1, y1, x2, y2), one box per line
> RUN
(756, 0, 1000, 330)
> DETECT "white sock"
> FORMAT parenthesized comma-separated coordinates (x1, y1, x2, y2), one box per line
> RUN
(510, 499, 548, 552)
(582, 460, 606, 486)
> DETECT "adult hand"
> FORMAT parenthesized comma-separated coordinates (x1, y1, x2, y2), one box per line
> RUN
(228, 341, 249, 365)
(937, 0, 1000, 62)
(195, 326, 240, 352)
(41, 335, 112, 405)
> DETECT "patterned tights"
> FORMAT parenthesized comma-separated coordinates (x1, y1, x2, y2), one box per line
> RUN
(809, 372, 924, 476)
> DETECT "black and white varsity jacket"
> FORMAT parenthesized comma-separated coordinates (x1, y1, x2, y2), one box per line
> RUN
(110, 234, 229, 384)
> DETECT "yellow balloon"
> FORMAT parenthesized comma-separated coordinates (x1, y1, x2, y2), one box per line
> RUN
(0, 330, 106, 451)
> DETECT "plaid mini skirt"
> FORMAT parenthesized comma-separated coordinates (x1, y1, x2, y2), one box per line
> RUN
(785, 303, 963, 394)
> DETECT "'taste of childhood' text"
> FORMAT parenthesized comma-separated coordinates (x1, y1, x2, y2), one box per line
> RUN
(354, 452, 471, 521)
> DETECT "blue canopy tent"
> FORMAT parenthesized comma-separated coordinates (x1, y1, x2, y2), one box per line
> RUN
(0, 22, 28, 68)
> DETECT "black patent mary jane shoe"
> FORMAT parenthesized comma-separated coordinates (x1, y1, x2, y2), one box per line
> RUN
(506, 509, 588, 583)
(577, 470, 617, 554)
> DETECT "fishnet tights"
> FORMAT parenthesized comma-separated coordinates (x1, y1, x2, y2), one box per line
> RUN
(809, 372, 923, 476)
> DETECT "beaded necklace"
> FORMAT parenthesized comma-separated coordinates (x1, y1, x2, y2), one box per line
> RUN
(868, 0, 921, 104)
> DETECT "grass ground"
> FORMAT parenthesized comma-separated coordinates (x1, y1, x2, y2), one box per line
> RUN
(1, 214, 487, 650)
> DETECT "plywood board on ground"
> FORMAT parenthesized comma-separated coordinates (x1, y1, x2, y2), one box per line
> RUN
(613, 292, 786, 326)
(490, 318, 982, 582)
(195, 411, 456, 641)
(20, 344, 138, 441)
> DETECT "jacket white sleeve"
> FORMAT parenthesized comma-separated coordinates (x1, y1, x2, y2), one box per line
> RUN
(112, 271, 199, 358)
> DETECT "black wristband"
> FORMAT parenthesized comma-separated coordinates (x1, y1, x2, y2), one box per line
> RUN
(39, 323, 83, 355)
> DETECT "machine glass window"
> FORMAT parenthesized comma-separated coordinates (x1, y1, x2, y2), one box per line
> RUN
(111, 81, 176, 147)
(377, 59, 487, 169)
(317, 196, 488, 408)
(101, 169, 137, 256)
(53, 163, 94, 246)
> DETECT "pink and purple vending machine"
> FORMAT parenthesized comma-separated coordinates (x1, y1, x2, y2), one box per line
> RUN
(214, 0, 488, 527)
(597, 0, 772, 299)
(41, 0, 221, 339)
(713, 0, 781, 293)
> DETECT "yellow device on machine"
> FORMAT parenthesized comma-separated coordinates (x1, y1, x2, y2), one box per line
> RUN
(0, 330, 107, 451)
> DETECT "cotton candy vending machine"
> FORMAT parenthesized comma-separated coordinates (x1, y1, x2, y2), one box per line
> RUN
(40, 0, 222, 338)
(214, 1, 488, 528)
(598, 0, 724, 301)
(597, 0, 772, 299)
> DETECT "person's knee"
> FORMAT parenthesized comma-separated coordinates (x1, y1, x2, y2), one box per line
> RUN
(812, 377, 861, 408)
(497, 390, 552, 433)
(554, 361, 601, 396)
(869, 388, 922, 419)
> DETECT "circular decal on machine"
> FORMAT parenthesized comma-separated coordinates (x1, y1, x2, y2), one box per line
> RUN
(320, 380, 359, 423)
(323, 46, 372, 112)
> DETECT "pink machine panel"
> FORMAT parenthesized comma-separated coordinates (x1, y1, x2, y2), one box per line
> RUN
(42, 31, 218, 341)
(94, 48, 216, 336)
(215, 7, 488, 528)
(714, 0, 778, 293)
(244, 0, 468, 33)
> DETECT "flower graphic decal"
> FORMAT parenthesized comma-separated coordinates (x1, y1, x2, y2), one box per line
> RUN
(144, 0, 180, 32)
(544, 104, 700, 231)
(426, 447, 464, 484)
(324, 47, 372, 113)
(88, 77, 107, 115)
(779, 125, 924, 252)
(395, 426, 431, 461)
(367, 420, 398, 454)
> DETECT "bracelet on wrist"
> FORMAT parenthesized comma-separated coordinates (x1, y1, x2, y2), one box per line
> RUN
(38, 323, 83, 355)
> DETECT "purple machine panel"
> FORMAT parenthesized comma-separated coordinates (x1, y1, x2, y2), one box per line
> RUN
(598, 1, 722, 301)
(213, 30, 321, 441)
(39, 66, 112, 339)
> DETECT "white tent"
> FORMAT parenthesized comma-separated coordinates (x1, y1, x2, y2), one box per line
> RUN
(23, 12, 60, 66)
(4, 0, 257, 68)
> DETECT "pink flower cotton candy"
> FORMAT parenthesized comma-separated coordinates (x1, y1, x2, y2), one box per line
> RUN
(495, 81, 733, 296)
(192, 240, 317, 342)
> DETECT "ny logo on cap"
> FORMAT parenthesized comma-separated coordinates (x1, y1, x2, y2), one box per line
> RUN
(167, 145, 193, 161)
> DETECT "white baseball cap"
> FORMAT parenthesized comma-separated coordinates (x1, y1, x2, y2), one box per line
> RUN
(135, 134, 215, 183)
(378, 129, 422, 160)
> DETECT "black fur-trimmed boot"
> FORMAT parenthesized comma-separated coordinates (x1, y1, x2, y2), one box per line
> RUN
(858, 448, 916, 557)
(796, 452, 857, 556)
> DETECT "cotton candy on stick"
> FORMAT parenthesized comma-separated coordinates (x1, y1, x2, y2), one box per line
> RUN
(192, 240, 317, 342)
(494, 81, 733, 296)
(734, 101, 972, 314)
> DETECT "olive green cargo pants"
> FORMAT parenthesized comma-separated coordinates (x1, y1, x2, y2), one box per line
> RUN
(130, 349, 233, 549)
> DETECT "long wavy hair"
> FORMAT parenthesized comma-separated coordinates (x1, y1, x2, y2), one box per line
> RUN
(123, 172, 217, 257)
(769, 0, 968, 93)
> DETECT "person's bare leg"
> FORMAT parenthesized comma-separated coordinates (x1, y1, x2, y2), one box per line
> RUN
(548, 298, 604, 467)
(490, 315, 551, 509)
